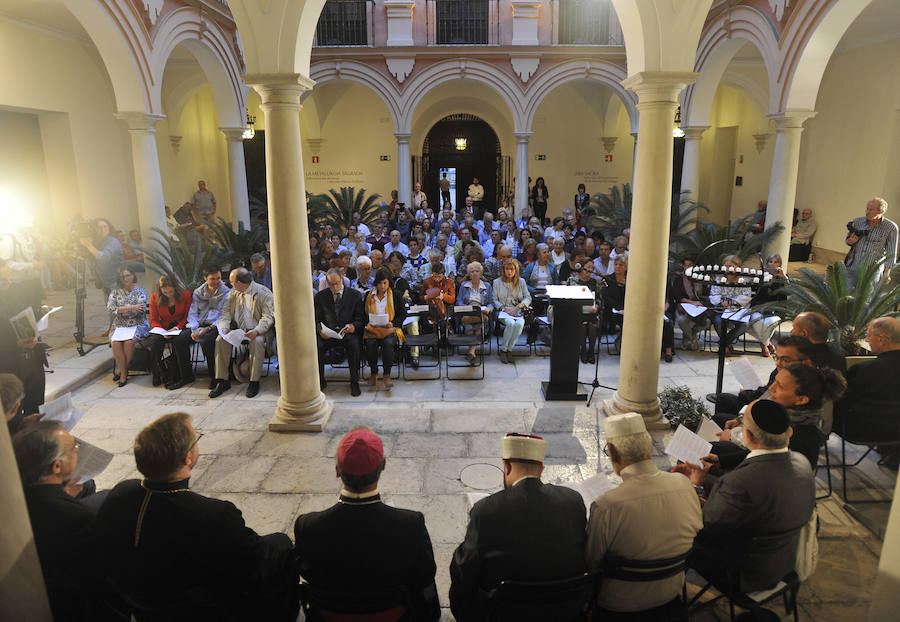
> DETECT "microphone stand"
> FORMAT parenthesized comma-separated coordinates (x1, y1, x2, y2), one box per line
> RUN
(583, 277, 616, 407)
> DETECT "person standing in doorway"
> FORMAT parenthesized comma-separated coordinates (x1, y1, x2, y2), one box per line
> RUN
(468, 177, 484, 220)
(440, 173, 452, 210)
(531, 177, 549, 225)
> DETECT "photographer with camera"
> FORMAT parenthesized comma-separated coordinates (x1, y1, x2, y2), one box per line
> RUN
(78, 218, 122, 298)
(845, 197, 898, 278)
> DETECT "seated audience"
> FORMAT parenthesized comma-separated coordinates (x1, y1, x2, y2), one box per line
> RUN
(450, 433, 586, 622)
(209, 268, 274, 399)
(594, 241, 615, 277)
(492, 259, 531, 363)
(366, 221, 390, 249)
(567, 260, 601, 363)
(747, 253, 788, 357)
(454, 227, 482, 260)
(352, 255, 375, 293)
(250, 252, 273, 291)
(522, 243, 558, 293)
(96, 413, 298, 620)
(675, 400, 815, 595)
(457, 261, 494, 364)
(406, 238, 427, 279)
(673, 256, 708, 351)
(384, 229, 410, 256)
(316, 240, 336, 273)
(187, 265, 229, 389)
(363, 269, 406, 390)
(483, 243, 508, 284)
(610, 235, 628, 260)
(789, 208, 817, 262)
(550, 236, 567, 267)
(558, 247, 588, 283)
(3, 373, 38, 435)
(106, 265, 149, 387)
(791, 311, 846, 372)
(519, 238, 538, 266)
(316, 268, 366, 396)
(587, 413, 702, 615)
(709, 255, 752, 356)
(294, 427, 440, 620)
(146, 274, 193, 389)
(422, 261, 456, 324)
(602, 256, 628, 352)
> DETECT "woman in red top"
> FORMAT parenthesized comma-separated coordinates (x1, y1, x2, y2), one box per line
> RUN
(146, 274, 194, 389)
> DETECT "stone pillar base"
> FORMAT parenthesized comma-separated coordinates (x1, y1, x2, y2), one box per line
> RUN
(602, 393, 669, 430)
(269, 393, 333, 432)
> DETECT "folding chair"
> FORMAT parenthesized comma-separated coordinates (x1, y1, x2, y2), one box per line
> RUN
(483, 571, 599, 622)
(446, 304, 486, 380)
(401, 305, 442, 380)
(299, 581, 412, 622)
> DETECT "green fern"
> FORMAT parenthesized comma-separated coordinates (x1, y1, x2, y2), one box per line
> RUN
(143, 228, 225, 291)
(206, 217, 268, 269)
(307, 187, 386, 237)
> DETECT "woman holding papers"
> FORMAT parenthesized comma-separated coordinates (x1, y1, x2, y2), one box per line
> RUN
(709, 255, 752, 356)
(363, 269, 406, 390)
(457, 261, 494, 364)
(493, 259, 531, 363)
(106, 266, 149, 387)
(146, 274, 193, 390)
(747, 253, 788, 357)
(602, 256, 628, 354)
(673, 257, 708, 351)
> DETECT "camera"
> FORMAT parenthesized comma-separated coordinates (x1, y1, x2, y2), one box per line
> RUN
(846, 221, 868, 240)
(69, 219, 94, 239)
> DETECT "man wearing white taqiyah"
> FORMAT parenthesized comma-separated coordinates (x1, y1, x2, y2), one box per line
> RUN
(586, 413, 702, 615)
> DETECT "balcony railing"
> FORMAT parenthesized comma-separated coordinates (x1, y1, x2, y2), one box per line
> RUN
(315, 0, 368, 46)
(436, 0, 489, 45)
(558, 0, 624, 45)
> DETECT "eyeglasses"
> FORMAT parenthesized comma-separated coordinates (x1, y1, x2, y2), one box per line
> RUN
(189, 432, 204, 450)
(55, 441, 80, 461)
(602, 443, 609, 457)
(775, 355, 807, 365)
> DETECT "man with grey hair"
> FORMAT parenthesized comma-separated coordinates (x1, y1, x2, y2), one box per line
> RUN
(2, 372, 30, 434)
(315, 268, 365, 396)
(420, 246, 455, 280)
(586, 413, 701, 615)
(384, 230, 409, 256)
(845, 197, 898, 275)
(209, 267, 275, 399)
(249, 252, 273, 291)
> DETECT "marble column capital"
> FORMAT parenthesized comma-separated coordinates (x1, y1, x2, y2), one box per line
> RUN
(680, 126, 709, 141)
(394, 132, 412, 144)
(114, 111, 166, 134)
(219, 127, 247, 142)
(622, 71, 699, 105)
(514, 131, 532, 143)
(767, 110, 817, 131)
(244, 73, 315, 110)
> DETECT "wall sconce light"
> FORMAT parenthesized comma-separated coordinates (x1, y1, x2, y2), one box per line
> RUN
(454, 137, 467, 151)
(242, 113, 256, 140)
(672, 106, 685, 138)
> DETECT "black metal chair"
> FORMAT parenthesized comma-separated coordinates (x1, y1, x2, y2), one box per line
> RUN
(446, 304, 486, 380)
(401, 305, 442, 380)
(595, 550, 692, 621)
(299, 581, 413, 621)
(482, 571, 600, 622)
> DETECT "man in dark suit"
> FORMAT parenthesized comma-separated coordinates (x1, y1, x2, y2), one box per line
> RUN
(449, 433, 587, 622)
(315, 267, 366, 396)
(294, 427, 440, 620)
(12, 421, 99, 620)
(96, 412, 298, 621)
(675, 400, 815, 594)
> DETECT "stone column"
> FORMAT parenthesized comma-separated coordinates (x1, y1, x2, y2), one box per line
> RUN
(115, 112, 168, 271)
(220, 127, 251, 231)
(630, 132, 638, 185)
(764, 112, 816, 262)
(605, 72, 698, 428)
(0, 418, 52, 620)
(244, 73, 332, 432)
(514, 132, 531, 219)
(396, 133, 412, 209)
(679, 126, 707, 203)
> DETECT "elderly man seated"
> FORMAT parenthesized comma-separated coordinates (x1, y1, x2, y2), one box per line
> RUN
(209, 267, 274, 399)
(675, 400, 815, 601)
(294, 427, 440, 620)
(315, 268, 366, 397)
(449, 433, 587, 622)
(587, 413, 702, 617)
(97, 413, 299, 620)
(788, 208, 817, 262)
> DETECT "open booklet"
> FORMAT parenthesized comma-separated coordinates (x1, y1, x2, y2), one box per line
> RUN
(664, 424, 712, 468)
(150, 326, 183, 337)
(70, 438, 113, 485)
(222, 328, 247, 347)
(727, 357, 764, 390)
(9, 307, 38, 341)
(680, 303, 708, 318)
(465, 474, 618, 518)
(320, 323, 348, 340)
(39, 393, 84, 432)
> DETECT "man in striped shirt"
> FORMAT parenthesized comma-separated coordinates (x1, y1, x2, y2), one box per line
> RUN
(845, 197, 898, 277)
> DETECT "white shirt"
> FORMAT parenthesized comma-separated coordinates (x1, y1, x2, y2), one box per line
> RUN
(356, 223, 371, 236)
(373, 290, 389, 315)
(234, 289, 255, 330)
(747, 447, 790, 459)
(384, 241, 410, 256)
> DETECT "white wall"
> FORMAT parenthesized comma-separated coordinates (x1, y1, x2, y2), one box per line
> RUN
(796, 39, 900, 254)
(0, 110, 51, 227)
(0, 20, 136, 235)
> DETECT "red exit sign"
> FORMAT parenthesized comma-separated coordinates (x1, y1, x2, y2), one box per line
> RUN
(311, 155, 319, 163)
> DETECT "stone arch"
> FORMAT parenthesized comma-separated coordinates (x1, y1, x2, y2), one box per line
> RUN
(227, 0, 310, 74)
(720, 70, 768, 117)
(309, 61, 403, 133)
(682, 5, 779, 127)
(411, 96, 514, 157)
(522, 59, 638, 133)
(398, 59, 525, 133)
(151, 7, 247, 128)
(163, 73, 211, 133)
(59, 0, 152, 112)
(778, 0, 876, 111)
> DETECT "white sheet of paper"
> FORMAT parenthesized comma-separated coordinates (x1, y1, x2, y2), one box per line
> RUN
(9, 307, 38, 340)
(665, 424, 712, 467)
(727, 357, 764, 390)
(681, 303, 708, 318)
(722, 308, 751, 323)
(150, 327, 182, 336)
(36, 306, 63, 331)
(368, 313, 389, 327)
(697, 417, 723, 443)
(466, 492, 489, 511)
(222, 328, 247, 347)
(408, 304, 429, 314)
(563, 474, 617, 517)
(39, 393, 84, 432)
(110, 326, 137, 341)
(497, 310, 521, 322)
(319, 324, 344, 340)
(612, 308, 624, 315)
(453, 305, 474, 313)
(70, 438, 113, 485)
(544, 284, 596, 300)
(402, 315, 417, 326)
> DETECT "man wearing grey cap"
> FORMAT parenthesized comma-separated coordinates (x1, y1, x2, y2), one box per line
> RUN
(449, 433, 587, 622)
(674, 399, 815, 594)
(586, 413, 702, 615)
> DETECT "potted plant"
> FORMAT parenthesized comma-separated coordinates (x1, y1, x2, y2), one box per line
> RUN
(659, 385, 710, 432)
(307, 186, 386, 237)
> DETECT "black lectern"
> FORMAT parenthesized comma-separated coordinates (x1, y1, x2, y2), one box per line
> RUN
(542, 285, 594, 401)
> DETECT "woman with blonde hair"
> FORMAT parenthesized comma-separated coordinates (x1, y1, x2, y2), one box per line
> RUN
(107, 266, 149, 387)
(492, 259, 531, 363)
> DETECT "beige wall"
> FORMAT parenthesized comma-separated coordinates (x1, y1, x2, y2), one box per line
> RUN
(0, 20, 136, 235)
(796, 39, 900, 254)
(530, 83, 633, 218)
(0, 111, 51, 228)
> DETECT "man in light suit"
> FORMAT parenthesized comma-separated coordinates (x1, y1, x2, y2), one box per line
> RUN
(209, 267, 274, 399)
(674, 399, 815, 595)
(449, 433, 587, 622)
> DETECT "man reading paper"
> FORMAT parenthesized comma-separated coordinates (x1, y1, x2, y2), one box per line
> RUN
(315, 268, 366, 397)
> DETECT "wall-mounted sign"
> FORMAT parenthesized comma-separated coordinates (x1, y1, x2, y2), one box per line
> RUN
(604, 154, 613, 162)
(535, 154, 546, 161)
(379, 155, 391, 161)
(311, 155, 319, 163)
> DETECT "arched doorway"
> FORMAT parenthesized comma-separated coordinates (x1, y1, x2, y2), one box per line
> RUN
(418, 114, 509, 214)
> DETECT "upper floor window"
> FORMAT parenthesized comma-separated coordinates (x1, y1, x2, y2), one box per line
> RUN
(436, 0, 489, 45)
(558, 0, 623, 45)
(315, 0, 368, 46)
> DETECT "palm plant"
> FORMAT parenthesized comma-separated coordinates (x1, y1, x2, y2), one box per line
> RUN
(143, 228, 225, 291)
(581, 183, 632, 240)
(206, 217, 268, 269)
(307, 187, 386, 237)
(669, 212, 784, 267)
(751, 259, 900, 355)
